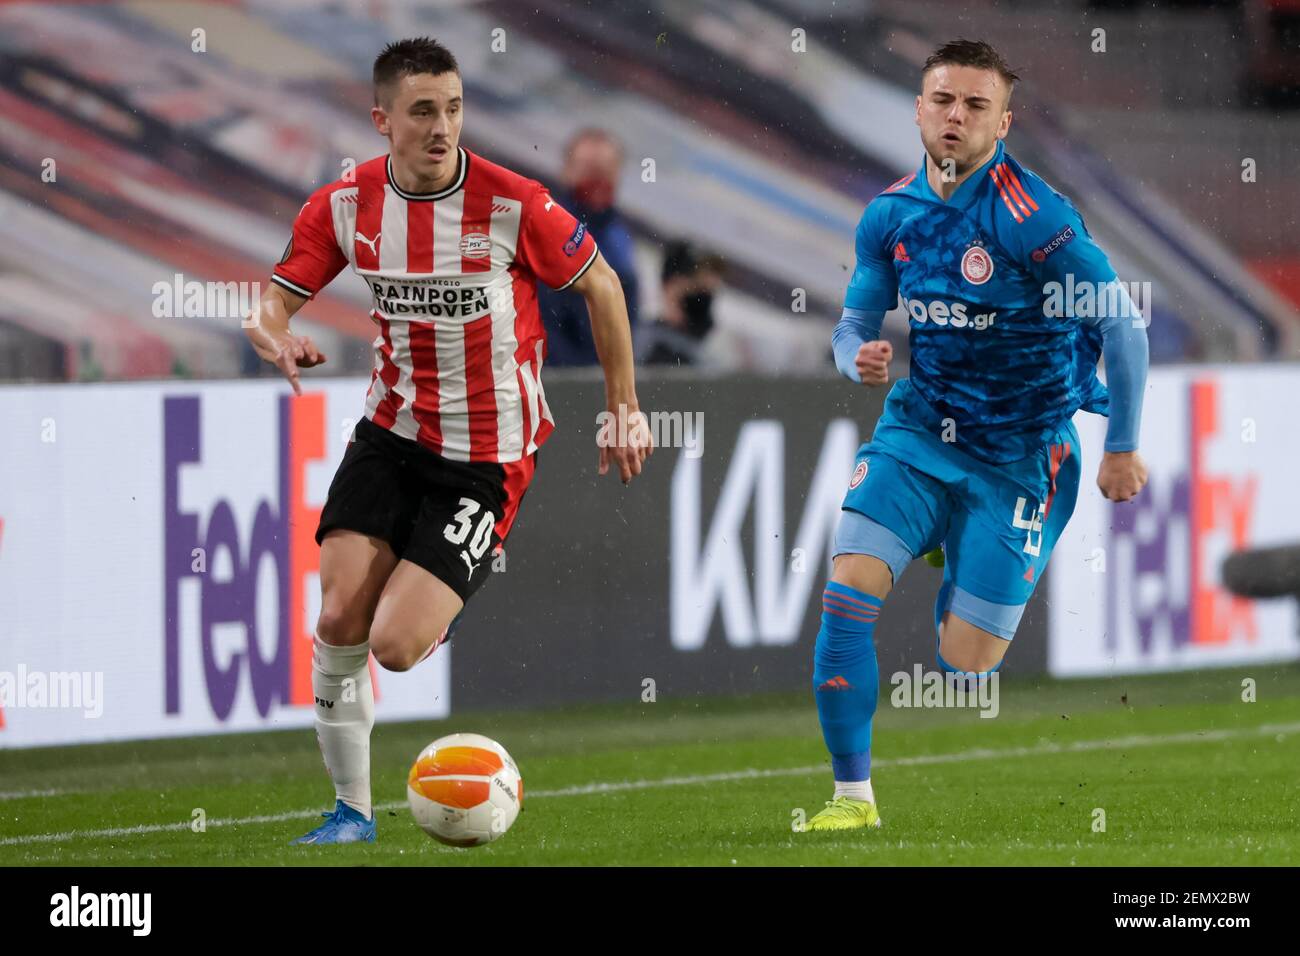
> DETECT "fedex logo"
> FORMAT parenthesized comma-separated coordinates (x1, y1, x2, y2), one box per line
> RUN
(1105, 379, 1257, 655)
(163, 394, 329, 720)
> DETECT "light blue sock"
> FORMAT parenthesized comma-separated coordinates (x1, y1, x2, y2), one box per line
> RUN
(813, 581, 882, 782)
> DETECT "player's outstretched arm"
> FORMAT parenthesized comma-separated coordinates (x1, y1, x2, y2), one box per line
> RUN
(573, 252, 652, 483)
(1023, 189, 1148, 503)
(244, 282, 328, 396)
(1088, 280, 1149, 503)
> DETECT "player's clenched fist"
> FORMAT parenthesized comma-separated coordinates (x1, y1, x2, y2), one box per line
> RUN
(855, 339, 893, 386)
(1097, 450, 1148, 503)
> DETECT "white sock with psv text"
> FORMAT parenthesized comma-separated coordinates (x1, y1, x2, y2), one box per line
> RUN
(834, 779, 875, 804)
(312, 635, 375, 819)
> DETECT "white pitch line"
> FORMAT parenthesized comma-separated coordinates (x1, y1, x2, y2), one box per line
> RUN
(2, 719, 1297, 848)
(523, 720, 1300, 797)
(0, 788, 81, 801)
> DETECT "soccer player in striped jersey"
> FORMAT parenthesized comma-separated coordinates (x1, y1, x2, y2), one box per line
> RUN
(243, 37, 651, 844)
(803, 40, 1149, 831)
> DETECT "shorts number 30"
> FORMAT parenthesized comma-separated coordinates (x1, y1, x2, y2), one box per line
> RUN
(444, 497, 495, 560)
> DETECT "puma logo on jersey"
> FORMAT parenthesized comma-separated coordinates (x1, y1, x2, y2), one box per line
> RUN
(355, 230, 381, 255)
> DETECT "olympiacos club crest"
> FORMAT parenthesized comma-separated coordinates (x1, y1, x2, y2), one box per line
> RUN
(961, 246, 994, 285)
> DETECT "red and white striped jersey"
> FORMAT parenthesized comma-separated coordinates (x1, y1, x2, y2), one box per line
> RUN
(271, 147, 599, 463)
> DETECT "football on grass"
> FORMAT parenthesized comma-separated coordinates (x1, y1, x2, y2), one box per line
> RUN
(406, 733, 522, 846)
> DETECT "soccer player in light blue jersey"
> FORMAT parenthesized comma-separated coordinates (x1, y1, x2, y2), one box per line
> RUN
(803, 40, 1150, 831)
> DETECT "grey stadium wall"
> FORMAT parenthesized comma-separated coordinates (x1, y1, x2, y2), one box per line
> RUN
(449, 373, 1051, 711)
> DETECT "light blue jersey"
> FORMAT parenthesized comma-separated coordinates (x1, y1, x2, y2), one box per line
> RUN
(811, 86, 1151, 805)
(827, 140, 1147, 641)
(843, 140, 1120, 464)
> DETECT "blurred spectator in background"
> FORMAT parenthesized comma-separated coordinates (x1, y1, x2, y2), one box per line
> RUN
(538, 128, 639, 365)
(638, 241, 726, 367)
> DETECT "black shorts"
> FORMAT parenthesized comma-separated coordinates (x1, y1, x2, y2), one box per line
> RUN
(316, 417, 537, 603)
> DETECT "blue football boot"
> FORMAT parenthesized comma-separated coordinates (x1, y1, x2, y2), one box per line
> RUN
(291, 800, 376, 845)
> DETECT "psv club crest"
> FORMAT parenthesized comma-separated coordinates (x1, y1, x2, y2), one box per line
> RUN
(960, 245, 994, 285)
(459, 232, 491, 260)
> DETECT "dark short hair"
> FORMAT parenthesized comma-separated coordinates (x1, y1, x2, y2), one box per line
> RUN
(662, 241, 725, 285)
(373, 37, 459, 107)
(922, 39, 1019, 102)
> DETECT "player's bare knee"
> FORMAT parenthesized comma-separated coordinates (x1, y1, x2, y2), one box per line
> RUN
(937, 647, 993, 674)
(367, 620, 398, 668)
(830, 553, 892, 601)
(369, 618, 436, 672)
(937, 635, 1006, 674)
(315, 603, 370, 647)
(372, 641, 418, 673)
(938, 613, 1012, 673)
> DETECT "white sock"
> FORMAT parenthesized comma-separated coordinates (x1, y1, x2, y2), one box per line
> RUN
(312, 635, 374, 819)
(834, 779, 875, 803)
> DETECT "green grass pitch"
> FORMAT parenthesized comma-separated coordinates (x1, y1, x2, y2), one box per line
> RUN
(3, 666, 1299, 866)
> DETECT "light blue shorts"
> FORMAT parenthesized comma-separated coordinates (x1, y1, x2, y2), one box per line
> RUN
(834, 388, 1082, 640)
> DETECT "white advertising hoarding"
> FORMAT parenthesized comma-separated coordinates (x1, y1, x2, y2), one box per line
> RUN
(0, 378, 449, 748)
(1050, 365, 1300, 675)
